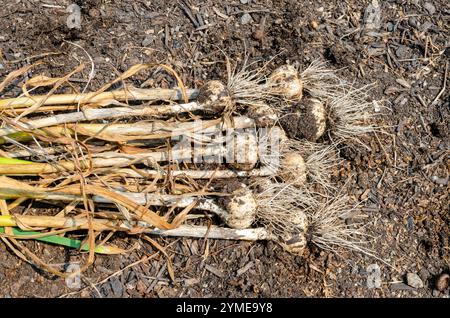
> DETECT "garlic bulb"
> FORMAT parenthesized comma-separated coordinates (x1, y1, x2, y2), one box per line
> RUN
(268, 65, 303, 100)
(223, 184, 258, 229)
(197, 80, 233, 112)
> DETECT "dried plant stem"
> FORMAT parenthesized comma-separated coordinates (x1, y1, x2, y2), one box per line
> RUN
(0, 115, 265, 142)
(147, 224, 274, 241)
(0, 180, 227, 219)
(109, 166, 276, 179)
(1, 176, 305, 233)
(0, 144, 258, 174)
(0, 101, 214, 137)
(2, 125, 282, 176)
(0, 87, 198, 109)
(0, 214, 124, 232)
(0, 176, 174, 230)
(64, 116, 257, 136)
(0, 215, 274, 241)
(5, 147, 61, 158)
(92, 193, 227, 217)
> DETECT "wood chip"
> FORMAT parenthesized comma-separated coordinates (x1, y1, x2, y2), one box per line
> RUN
(309, 264, 324, 274)
(360, 188, 371, 201)
(396, 78, 411, 88)
(237, 261, 254, 276)
(184, 277, 200, 286)
(204, 264, 225, 278)
(213, 7, 229, 20)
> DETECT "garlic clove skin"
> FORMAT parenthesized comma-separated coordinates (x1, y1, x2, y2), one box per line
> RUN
(268, 65, 303, 100)
(197, 80, 233, 113)
(224, 184, 257, 229)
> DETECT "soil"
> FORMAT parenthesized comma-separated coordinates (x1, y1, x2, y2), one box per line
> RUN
(0, 0, 449, 298)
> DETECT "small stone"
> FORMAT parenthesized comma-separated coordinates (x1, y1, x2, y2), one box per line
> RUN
(420, 21, 435, 32)
(373, 100, 381, 112)
(142, 35, 155, 47)
(172, 40, 182, 49)
(80, 290, 90, 298)
(406, 216, 414, 230)
(66, 4, 82, 30)
(407, 272, 424, 288)
(363, 0, 381, 31)
(100, 283, 112, 297)
(240, 13, 253, 25)
(386, 22, 395, 32)
(310, 20, 319, 30)
(435, 273, 450, 292)
(184, 278, 200, 286)
(0, 64, 4, 70)
(432, 175, 449, 185)
(423, 2, 436, 15)
(366, 264, 382, 289)
(240, 0, 249, 3)
(408, 17, 418, 28)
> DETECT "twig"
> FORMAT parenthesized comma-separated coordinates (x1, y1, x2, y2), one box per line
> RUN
(430, 61, 448, 107)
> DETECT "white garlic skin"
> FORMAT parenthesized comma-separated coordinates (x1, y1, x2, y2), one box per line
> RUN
(280, 152, 307, 186)
(225, 184, 258, 229)
(197, 80, 233, 112)
(279, 210, 308, 256)
(288, 210, 309, 232)
(246, 103, 278, 127)
(268, 65, 303, 100)
(279, 233, 307, 256)
(308, 98, 327, 141)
